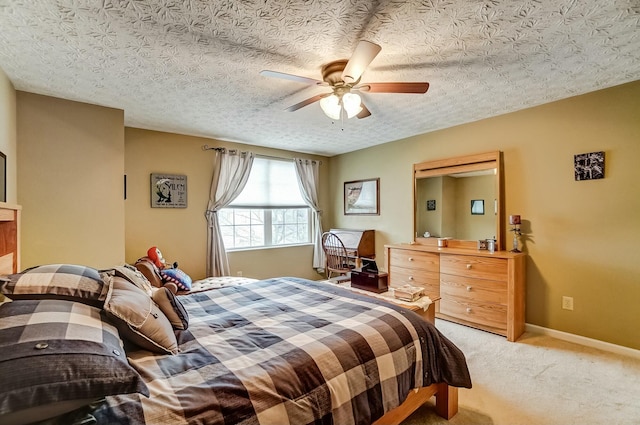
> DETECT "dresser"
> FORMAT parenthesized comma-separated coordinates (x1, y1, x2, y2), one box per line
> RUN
(386, 244, 525, 341)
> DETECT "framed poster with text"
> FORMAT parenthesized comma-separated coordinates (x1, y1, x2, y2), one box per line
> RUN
(151, 173, 187, 208)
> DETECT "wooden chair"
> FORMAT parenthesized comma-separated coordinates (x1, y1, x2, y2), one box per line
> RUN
(321, 232, 354, 280)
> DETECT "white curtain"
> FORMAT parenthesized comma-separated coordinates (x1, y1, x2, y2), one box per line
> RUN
(294, 158, 325, 269)
(205, 149, 254, 276)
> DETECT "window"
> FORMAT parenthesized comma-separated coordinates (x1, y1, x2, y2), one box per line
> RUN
(220, 157, 311, 249)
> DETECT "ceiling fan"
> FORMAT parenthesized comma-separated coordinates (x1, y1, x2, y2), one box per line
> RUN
(260, 41, 429, 120)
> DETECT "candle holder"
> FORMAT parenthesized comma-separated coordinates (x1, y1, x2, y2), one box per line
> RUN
(509, 215, 522, 253)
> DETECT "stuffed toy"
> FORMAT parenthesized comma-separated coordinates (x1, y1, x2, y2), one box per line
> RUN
(145, 246, 192, 291)
(160, 268, 193, 292)
(147, 246, 178, 270)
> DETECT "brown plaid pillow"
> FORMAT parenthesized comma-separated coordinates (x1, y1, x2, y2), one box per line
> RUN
(103, 275, 179, 355)
(152, 286, 189, 330)
(0, 264, 107, 307)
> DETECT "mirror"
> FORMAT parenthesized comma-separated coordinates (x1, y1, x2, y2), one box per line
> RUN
(414, 151, 504, 250)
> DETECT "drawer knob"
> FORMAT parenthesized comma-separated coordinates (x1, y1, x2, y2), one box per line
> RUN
(466, 286, 472, 292)
(408, 257, 414, 261)
(466, 308, 472, 313)
(466, 264, 472, 270)
(409, 276, 414, 281)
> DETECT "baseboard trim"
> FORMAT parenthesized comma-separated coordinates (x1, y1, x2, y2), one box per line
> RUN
(525, 323, 640, 360)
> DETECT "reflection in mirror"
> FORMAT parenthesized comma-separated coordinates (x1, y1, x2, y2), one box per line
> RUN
(416, 170, 496, 240)
(414, 151, 504, 250)
(471, 199, 485, 215)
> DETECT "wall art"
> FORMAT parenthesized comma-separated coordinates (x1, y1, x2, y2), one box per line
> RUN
(151, 173, 187, 208)
(344, 178, 379, 215)
(574, 151, 604, 181)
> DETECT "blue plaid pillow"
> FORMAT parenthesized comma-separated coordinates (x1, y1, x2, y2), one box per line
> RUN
(0, 264, 107, 307)
(0, 299, 148, 424)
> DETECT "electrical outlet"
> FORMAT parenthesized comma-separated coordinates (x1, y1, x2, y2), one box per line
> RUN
(562, 296, 574, 311)
(236, 271, 243, 277)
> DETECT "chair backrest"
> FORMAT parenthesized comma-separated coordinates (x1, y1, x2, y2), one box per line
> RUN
(321, 232, 352, 275)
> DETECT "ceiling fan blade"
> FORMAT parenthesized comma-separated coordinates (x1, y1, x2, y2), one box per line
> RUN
(341, 40, 382, 84)
(260, 70, 325, 86)
(356, 102, 371, 119)
(356, 82, 429, 94)
(285, 93, 331, 112)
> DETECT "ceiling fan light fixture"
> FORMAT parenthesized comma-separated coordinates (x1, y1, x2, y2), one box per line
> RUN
(264, 40, 428, 121)
(320, 94, 341, 120)
(343, 92, 362, 119)
(342, 41, 382, 84)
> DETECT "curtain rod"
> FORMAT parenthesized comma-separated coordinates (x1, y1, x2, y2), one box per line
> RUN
(201, 145, 321, 164)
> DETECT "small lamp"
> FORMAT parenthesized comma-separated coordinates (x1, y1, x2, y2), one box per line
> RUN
(319, 95, 341, 120)
(509, 215, 522, 253)
(342, 93, 363, 118)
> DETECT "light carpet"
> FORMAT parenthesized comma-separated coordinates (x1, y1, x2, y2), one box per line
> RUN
(402, 320, 640, 425)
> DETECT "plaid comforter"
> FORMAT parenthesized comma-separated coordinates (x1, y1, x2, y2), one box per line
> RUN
(94, 277, 471, 425)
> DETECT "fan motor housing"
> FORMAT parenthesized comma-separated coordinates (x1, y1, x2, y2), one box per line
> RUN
(321, 60, 360, 86)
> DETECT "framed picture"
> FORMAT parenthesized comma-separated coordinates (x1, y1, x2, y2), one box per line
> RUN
(151, 173, 187, 208)
(471, 199, 484, 215)
(574, 151, 604, 181)
(344, 178, 379, 215)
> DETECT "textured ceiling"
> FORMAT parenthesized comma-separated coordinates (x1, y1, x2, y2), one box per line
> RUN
(0, 1, 638, 156)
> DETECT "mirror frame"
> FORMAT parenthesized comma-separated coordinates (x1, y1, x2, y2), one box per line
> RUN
(413, 151, 504, 250)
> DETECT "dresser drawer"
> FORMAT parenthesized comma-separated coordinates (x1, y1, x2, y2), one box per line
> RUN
(440, 274, 507, 305)
(389, 249, 439, 272)
(439, 295, 507, 331)
(390, 266, 440, 297)
(440, 254, 507, 281)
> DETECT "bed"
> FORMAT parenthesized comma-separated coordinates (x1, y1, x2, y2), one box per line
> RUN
(0, 264, 471, 425)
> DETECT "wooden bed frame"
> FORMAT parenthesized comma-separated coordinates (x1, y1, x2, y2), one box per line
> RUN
(374, 382, 458, 424)
(0, 202, 457, 423)
(335, 285, 458, 423)
(373, 300, 458, 424)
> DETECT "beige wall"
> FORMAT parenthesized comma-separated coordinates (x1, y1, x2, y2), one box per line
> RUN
(6, 68, 638, 349)
(0, 68, 17, 204)
(329, 80, 640, 350)
(124, 128, 329, 281)
(16, 92, 125, 268)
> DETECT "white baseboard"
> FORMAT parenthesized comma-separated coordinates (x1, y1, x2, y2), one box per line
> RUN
(525, 323, 640, 360)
